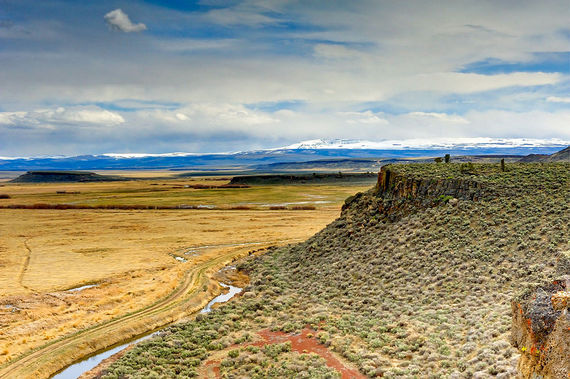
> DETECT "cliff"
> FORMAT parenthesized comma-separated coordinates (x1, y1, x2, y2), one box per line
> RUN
(342, 165, 489, 221)
(376, 165, 487, 201)
(510, 251, 570, 378)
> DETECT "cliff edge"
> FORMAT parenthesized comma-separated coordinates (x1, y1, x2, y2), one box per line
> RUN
(511, 251, 570, 378)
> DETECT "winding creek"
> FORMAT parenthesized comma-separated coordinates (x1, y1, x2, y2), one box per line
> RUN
(51, 282, 243, 379)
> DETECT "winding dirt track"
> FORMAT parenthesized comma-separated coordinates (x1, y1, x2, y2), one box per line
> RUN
(0, 240, 297, 379)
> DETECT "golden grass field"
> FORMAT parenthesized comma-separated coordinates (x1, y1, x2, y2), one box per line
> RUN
(0, 173, 372, 377)
(0, 176, 368, 209)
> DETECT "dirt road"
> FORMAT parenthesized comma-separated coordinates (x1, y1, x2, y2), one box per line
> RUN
(0, 241, 294, 379)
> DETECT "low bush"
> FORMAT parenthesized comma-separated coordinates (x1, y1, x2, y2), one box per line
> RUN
(290, 205, 316, 210)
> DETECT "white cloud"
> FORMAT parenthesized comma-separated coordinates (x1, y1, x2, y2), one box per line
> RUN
(0, 106, 125, 128)
(104, 9, 146, 33)
(203, 0, 285, 27)
(156, 38, 238, 52)
(339, 111, 389, 124)
(408, 112, 469, 124)
(123, 106, 570, 147)
(546, 96, 570, 103)
(399, 72, 561, 95)
(463, 110, 570, 138)
(138, 103, 280, 132)
(205, 8, 276, 26)
(175, 113, 189, 121)
(313, 44, 364, 60)
(184, 103, 280, 126)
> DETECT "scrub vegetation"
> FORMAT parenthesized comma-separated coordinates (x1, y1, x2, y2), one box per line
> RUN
(0, 173, 371, 377)
(101, 163, 568, 378)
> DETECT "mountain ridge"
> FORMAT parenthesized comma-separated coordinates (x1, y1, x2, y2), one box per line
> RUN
(2, 137, 568, 160)
(1, 139, 568, 171)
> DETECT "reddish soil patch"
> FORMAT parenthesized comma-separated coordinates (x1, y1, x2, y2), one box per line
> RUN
(204, 328, 365, 379)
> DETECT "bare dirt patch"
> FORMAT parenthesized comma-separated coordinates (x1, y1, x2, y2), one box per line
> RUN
(203, 327, 365, 379)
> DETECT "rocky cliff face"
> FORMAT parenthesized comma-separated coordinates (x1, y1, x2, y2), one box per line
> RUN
(376, 166, 487, 201)
(343, 166, 490, 220)
(510, 251, 570, 378)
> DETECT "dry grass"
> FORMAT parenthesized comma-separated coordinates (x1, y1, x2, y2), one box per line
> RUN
(0, 175, 370, 370)
(0, 208, 336, 365)
(0, 176, 369, 210)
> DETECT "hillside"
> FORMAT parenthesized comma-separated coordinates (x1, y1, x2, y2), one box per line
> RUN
(549, 146, 570, 161)
(11, 171, 127, 183)
(100, 162, 569, 378)
(519, 146, 570, 162)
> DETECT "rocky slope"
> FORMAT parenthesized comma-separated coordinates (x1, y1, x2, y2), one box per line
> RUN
(510, 251, 569, 378)
(100, 162, 569, 378)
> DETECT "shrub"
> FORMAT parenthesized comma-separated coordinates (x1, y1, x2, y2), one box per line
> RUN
(228, 349, 240, 358)
(460, 162, 475, 174)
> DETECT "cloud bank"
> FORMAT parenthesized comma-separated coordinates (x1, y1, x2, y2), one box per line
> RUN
(0, 0, 568, 155)
(0, 107, 125, 129)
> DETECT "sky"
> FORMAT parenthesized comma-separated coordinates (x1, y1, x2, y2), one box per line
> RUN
(0, 0, 569, 156)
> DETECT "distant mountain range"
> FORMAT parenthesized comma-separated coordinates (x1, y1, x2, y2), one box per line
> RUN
(1, 138, 568, 171)
(279, 138, 570, 150)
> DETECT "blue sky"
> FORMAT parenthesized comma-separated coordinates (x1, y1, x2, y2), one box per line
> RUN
(0, 0, 569, 155)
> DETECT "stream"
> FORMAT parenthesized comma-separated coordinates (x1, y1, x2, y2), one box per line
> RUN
(51, 282, 243, 379)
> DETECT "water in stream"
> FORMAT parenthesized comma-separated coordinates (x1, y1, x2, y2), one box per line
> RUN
(51, 282, 242, 379)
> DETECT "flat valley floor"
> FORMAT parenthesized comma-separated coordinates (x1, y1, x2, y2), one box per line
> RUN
(0, 172, 372, 375)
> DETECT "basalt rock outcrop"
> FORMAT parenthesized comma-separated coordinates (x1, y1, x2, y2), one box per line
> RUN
(342, 165, 489, 220)
(376, 165, 487, 201)
(510, 251, 570, 378)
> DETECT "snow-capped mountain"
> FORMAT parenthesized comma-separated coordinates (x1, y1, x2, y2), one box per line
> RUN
(281, 138, 570, 150)
(102, 152, 202, 159)
(0, 138, 567, 170)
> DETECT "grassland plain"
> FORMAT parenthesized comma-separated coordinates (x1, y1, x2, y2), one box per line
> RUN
(0, 175, 373, 377)
(98, 163, 569, 378)
(0, 176, 373, 209)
